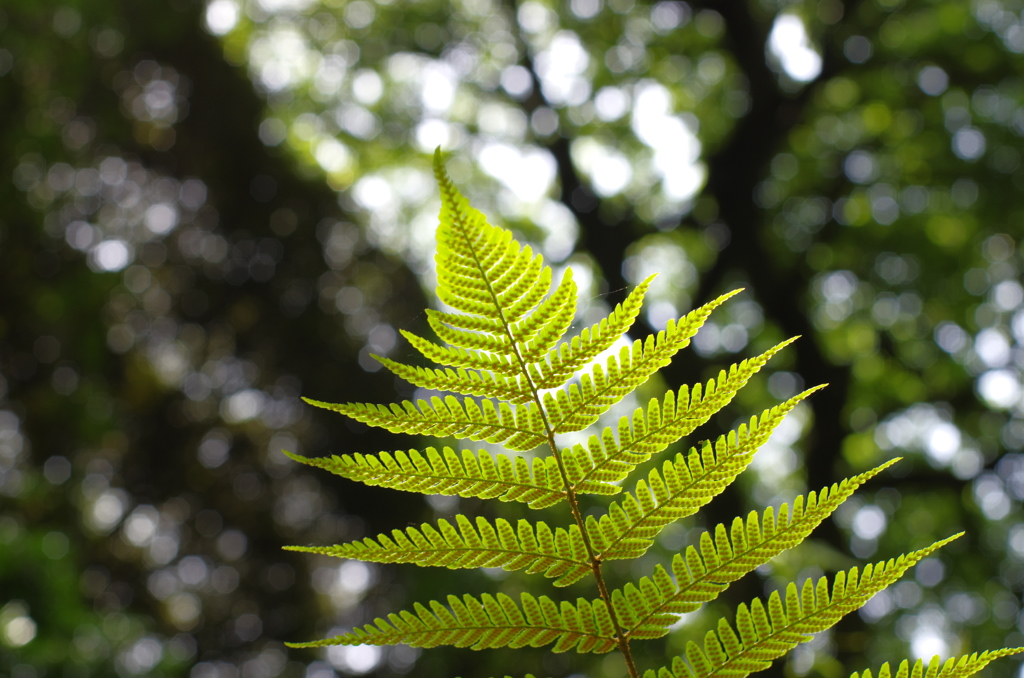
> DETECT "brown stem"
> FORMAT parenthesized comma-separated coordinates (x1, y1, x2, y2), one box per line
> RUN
(542, 432, 641, 678)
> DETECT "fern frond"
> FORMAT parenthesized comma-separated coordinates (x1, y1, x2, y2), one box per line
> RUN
(592, 389, 838, 566)
(568, 339, 806, 496)
(283, 448, 565, 509)
(616, 458, 902, 638)
(374, 358, 534, 404)
(290, 154, 1023, 678)
(286, 514, 591, 585)
(648, 535, 962, 678)
(531, 274, 657, 390)
(850, 650, 1024, 678)
(287, 590, 618, 653)
(302, 396, 547, 452)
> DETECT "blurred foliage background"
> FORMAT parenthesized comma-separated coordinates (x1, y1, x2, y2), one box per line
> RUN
(3, 0, 1024, 677)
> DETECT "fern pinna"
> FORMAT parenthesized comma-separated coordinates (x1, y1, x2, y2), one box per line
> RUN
(284, 150, 1022, 678)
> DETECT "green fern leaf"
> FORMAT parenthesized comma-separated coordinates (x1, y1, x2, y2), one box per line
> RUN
(567, 338, 804, 496)
(373, 357, 534, 404)
(424, 308, 508, 334)
(401, 330, 523, 377)
(614, 458, 902, 639)
(302, 395, 547, 452)
(286, 591, 618, 654)
(282, 448, 565, 508)
(647, 534, 962, 678)
(852, 652, 1024, 678)
(427, 310, 515, 354)
(850, 650, 1024, 678)
(592, 387, 830, 566)
(290, 153, 1020, 678)
(285, 513, 590, 584)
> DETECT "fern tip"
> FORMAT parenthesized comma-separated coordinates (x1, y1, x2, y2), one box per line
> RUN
(284, 640, 321, 649)
(281, 449, 310, 464)
(301, 396, 332, 408)
(785, 384, 827, 404)
(871, 457, 903, 474)
(721, 288, 744, 300)
(433, 147, 451, 181)
(917, 531, 964, 555)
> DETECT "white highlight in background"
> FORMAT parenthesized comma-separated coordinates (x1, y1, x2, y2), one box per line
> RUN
(478, 143, 556, 203)
(769, 14, 822, 82)
(204, 0, 239, 36)
(631, 82, 705, 200)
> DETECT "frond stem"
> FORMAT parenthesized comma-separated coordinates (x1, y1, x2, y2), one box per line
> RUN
(542, 430, 641, 678)
(446, 197, 640, 678)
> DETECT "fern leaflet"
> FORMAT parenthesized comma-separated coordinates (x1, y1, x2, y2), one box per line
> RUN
(374, 356, 536, 403)
(287, 513, 590, 585)
(289, 591, 618, 654)
(283, 447, 565, 508)
(850, 651, 1024, 678)
(302, 395, 547, 451)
